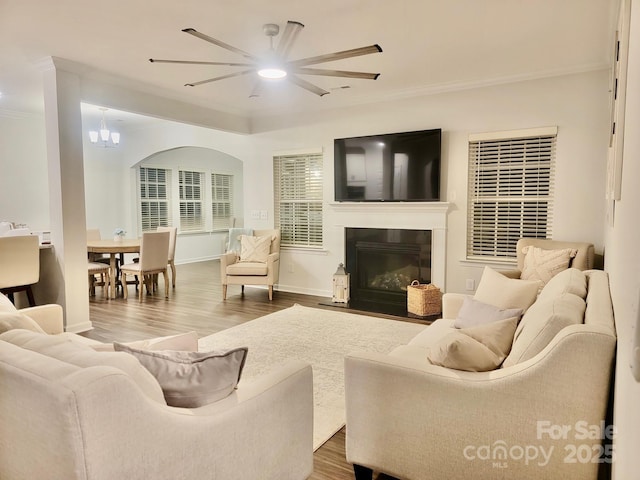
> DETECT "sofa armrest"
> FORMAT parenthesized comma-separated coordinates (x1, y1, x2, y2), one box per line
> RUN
(20, 304, 64, 334)
(65, 359, 314, 480)
(344, 325, 616, 480)
(441, 292, 469, 319)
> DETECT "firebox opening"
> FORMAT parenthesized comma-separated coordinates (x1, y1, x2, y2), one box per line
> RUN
(345, 228, 432, 317)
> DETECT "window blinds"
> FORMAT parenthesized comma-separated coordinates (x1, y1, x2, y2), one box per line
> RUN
(179, 170, 204, 232)
(273, 153, 323, 248)
(139, 167, 171, 232)
(467, 128, 557, 260)
(211, 173, 234, 230)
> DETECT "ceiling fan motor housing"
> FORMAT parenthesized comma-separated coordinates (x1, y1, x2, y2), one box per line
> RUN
(263, 24, 280, 37)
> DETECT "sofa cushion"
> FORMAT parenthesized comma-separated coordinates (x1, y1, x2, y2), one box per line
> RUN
(453, 297, 522, 329)
(502, 293, 586, 367)
(240, 235, 272, 263)
(0, 329, 166, 404)
(0, 311, 46, 334)
(226, 262, 269, 276)
(474, 266, 540, 312)
(427, 317, 519, 372)
(0, 293, 17, 312)
(114, 343, 248, 408)
(91, 331, 198, 352)
(537, 268, 587, 302)
(520, 246, 577, 285)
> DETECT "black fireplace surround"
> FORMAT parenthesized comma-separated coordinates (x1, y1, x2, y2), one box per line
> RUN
(345, 228, 432, 316)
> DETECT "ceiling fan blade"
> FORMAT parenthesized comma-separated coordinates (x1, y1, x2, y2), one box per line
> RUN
(292, 67, 380, 80)
(288, 44, 382, 67)
(182, 28, 258, 60)
(276, 20, 305, 60)
(149, 58, 253, 67)
(286, 75, 329, 97)
(185, 69, 254, 87)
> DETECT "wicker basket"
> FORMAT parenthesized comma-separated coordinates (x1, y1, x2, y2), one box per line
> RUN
(407, 280, 442, 317)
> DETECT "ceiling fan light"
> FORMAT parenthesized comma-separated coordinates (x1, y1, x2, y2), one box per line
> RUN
(89, 131, 99, 143)
(111, 132, 120, 144)
(258, 67, 287, 79)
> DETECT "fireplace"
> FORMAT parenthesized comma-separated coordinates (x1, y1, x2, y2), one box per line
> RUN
(346, 228, 432, 316)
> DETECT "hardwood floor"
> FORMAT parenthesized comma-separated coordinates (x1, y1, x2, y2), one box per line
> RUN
(82, 260, 409, 480)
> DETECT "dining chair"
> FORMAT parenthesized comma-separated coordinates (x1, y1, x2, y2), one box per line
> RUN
(156, 226, 178, 288)
(88, 262, 110, 298)
(0, 235, 40, 306)
(120, 231, 170, 301)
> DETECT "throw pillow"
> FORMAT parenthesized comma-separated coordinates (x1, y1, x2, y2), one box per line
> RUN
(427, 317, 518, 372)
(90, 331, 198, 353)
(474, 266, 540, 312)
(239, 235, 272, 263)
(520, 246, 577, 285)
(227, 227, 254, 254)
(113, 343, 249, 408)
(0, 311, 46, 334)
(454, 296, 523, 329)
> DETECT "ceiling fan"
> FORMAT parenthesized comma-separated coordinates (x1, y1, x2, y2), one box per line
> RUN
(149, 21, 382, 97)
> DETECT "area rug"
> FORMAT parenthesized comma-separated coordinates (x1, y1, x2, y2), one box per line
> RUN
(198, 304, 426, 450)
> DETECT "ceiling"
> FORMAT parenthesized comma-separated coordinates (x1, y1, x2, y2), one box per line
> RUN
(0, 0, 618, 127)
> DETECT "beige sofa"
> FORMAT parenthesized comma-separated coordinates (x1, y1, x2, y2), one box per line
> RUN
(0, 294, 314, 480)
(345, 269, 616, 480)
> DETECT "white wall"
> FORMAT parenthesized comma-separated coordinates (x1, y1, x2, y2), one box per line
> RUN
(0, 114, 48, 231)
(607, 1, 640, 478)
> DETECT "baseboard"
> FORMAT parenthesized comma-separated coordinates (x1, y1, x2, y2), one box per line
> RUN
(65, 321, 93, 334)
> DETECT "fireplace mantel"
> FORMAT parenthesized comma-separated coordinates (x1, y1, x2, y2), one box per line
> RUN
(329, 202, 451, 291)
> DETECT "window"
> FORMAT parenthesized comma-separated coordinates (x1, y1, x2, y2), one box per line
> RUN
(467, 127, 557, 261)
(211, 173, 234, 230)
(139, 167, 171, 231)
(179, 170, 204, 232)
(273, 152, 323, 248)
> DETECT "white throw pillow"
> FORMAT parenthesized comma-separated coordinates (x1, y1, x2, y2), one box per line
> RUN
(240, 235, 272, 263)
(520, 246, 577, 285)
(474, 266, 540, 312)
(114, 343, 249, 408)
(454, 296, 523, 329)
(427, 317, 518, 372)
(90, 331, 198, 353)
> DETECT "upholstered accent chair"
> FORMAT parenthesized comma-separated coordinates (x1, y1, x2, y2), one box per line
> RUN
(220, 229, 280, 301)
(120, 231, 170, 301)
(0, 235, 40, 306)
(500, 238, 595, 279)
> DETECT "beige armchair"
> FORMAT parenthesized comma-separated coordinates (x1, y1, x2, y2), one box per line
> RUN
(220, 229, 280, 301)
(500, 238, 595, 279)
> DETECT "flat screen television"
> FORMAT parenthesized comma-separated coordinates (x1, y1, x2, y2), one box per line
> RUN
(334, 128, 441, 202)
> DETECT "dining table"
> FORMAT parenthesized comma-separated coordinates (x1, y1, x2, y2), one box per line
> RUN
(87, 238, 140, 299)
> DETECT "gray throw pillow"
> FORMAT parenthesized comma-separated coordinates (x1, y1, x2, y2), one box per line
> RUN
(454, 296, 523, 329)
(114, 343, 248, 408)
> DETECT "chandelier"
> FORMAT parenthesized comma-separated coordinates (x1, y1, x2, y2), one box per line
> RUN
(89, 108, 120, 147)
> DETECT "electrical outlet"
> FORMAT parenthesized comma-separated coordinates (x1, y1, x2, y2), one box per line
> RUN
(465, 279, 475, 291)
(260, 210, 268, 220)
(287, 263, 294, 273)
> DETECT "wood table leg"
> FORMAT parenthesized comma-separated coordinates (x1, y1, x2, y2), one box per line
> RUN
(110, 253, 117, 299)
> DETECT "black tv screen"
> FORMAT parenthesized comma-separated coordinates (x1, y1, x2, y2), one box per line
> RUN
(334, 128, 441, 202)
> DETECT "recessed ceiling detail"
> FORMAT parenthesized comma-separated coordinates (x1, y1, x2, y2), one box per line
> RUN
(149, 21, 382, 98)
